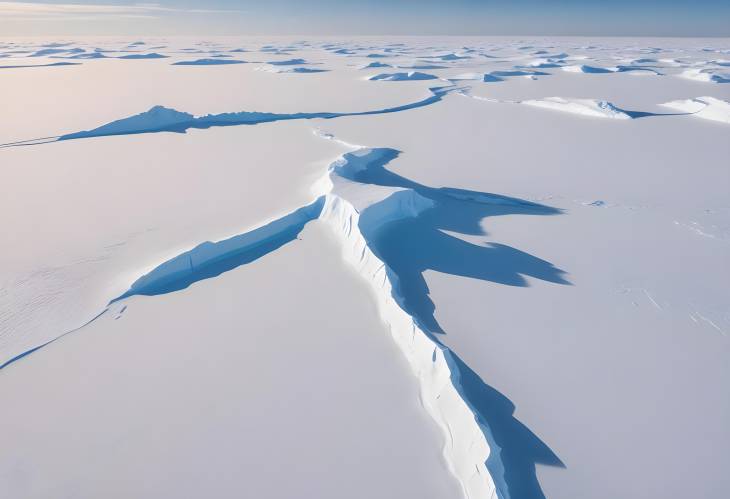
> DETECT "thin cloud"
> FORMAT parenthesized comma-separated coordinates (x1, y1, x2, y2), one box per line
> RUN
(0, 1, 244, 18)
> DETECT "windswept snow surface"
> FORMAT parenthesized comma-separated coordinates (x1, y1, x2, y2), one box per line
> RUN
(2, 36, 730, 499)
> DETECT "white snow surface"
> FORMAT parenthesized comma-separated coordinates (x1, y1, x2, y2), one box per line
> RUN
(1, 36, 730, 499)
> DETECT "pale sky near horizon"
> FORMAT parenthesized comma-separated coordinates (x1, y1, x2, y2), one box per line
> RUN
(1, 0, 729, 37)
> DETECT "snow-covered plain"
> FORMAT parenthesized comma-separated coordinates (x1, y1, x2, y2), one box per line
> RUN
(1, 36, 729, 499)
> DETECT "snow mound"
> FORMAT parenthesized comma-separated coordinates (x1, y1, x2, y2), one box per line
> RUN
(614, 65, 663, 75)
(631, 57, 658, 64)
(661, 96, 730, 124)
(679, 68, 730, 83)
(490, 70, 549, 79)
(267, 58, 307, 66)
(62, 106, 195, 139)
(562, 64, 660, 75)
(425, 53, 471, 61)
(359, 61, 392, 69)
(261, 66, 328, 74)
(521, 98, 634, 119)
(448, 72, 506, 82)
(172, 58, 246, 66)
(562, 64, 615, 73)
(492, 70, 540, 77)
(658, 58, 684, 67)
(524, 59, 564, 68)
(64, 52, 107, 60)
(368, 71, 438, 81)
(483, 73, 505, 82)
(118, 53, 169, 59)
(30, 47, 83, 57)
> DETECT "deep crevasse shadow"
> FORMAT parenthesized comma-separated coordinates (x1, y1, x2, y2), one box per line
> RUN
(3, 142, 568, 499)
(348, 148, 570, 334)
(110, 199, 324, 303)
(349, 148, 568, 499)
(455, 354, 565, 499)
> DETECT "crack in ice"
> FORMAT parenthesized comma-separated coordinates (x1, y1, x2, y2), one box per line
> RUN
(2, 129, 568, 499)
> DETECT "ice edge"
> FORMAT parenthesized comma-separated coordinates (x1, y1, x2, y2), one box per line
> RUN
(1, 139, 505, 499)
(315, 146, 503, 499)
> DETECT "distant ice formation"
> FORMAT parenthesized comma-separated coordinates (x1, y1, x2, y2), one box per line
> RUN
(63, 106, 195, 138)
(368, 71, 439, 81)
(118, 53, 169, 59)
(267, 58, 308, 66)
(522, 97, 635, 119)
(562, 64, 615, 73)
(563, 64, 662, 75)
(661, 96, 730, 124)
(2, 86, 456, 146)
(679, 68, 730, 83)
(260, 66, 328, 73)
(359, 61, 392, 69)
(172, 58, 246, 65)
(0, 62, 79, 69)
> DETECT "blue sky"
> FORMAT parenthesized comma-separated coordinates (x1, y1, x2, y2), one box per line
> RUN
(1, 1, 729, 36)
